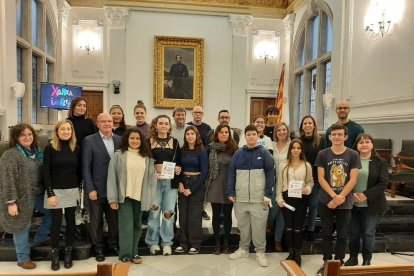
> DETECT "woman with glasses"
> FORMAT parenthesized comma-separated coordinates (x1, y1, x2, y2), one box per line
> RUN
(238, 115, 273, 154)
(0, 124, 49, 270)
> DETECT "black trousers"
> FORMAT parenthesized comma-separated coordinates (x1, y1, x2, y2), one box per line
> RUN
(50, 207, 76, 248)
(89, 197, 118, 251)
(211, 203, 233, 241)
(318, 203, 352, 261)
(178, 187, 204, 248)
(282, 192, 307, 249)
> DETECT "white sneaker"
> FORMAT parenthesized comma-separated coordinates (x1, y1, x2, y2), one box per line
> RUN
(256, 252, 269, 267)
(150, 244, 161, 255)
(228, 248, 249, 260)
(163, 245, 172, 256)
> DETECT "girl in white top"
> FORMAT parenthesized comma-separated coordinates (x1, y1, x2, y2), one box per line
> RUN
(273, 122, 291, 173)
(276, 139, 313, 267)
(267, 121, 291, 252)
(238, 115, 273, 153)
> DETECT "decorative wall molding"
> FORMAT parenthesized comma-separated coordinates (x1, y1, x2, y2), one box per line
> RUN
(65, 81, 109, 88)
(351, 94, 414, 108)
(353, 112, 414, 124)
(68, 0, 294, 9)
(59, 3, 71, 27)
(104, 7, 130, 29)
(229, 15, 253, 37)
(283, 13, 296, 39)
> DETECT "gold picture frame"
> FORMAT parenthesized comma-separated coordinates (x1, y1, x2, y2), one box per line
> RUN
(153, 36, 204, 109)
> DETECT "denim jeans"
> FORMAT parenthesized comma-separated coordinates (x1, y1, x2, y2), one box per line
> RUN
(318, 203, 351, 261)
(305, 183, 319, 232)
(267, 196, 285, 242)
(13, 224, 31, 262)
(32, 194, 51, 243)
(13, 194, 52, 262)
(145, 179, 178, 246)
(348, 206, 378, 261)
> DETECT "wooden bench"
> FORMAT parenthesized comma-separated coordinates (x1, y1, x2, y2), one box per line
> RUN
(0, 263, 130, 276)
(281, 260, 414, 276)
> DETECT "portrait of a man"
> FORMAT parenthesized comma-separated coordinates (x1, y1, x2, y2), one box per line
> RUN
(153, 36, 204, 109)
(164, 48, 194, 99)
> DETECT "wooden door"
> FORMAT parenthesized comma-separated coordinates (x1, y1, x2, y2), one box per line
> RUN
(250, 97, 276, 123)
(82, 91, 103, 122)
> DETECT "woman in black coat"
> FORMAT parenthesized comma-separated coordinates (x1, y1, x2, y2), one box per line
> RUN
(345, 134, 388, 267)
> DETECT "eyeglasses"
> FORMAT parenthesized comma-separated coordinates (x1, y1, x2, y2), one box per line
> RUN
(219, 116, 230, 120)
(19, 133, 33, 138)
(336, 107, 350, 110)
(193, 111, 203, 115)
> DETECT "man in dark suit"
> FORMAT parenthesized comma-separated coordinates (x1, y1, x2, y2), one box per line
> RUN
(168, 55, 191, 99)
(83, 113, 121, 262)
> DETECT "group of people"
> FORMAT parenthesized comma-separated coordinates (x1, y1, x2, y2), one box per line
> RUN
(0, 98, 388, 274)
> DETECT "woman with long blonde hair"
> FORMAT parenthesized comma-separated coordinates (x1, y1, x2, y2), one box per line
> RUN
(44, 119, 81, 271)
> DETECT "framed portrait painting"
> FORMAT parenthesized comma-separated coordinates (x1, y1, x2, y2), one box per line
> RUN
(153, 36, 204, 109)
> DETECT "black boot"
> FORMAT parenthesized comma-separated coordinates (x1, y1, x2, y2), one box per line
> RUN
(51, 248, 60, 271)
(286, 248, 294, 260)
(223, 238, 230, 254)
(294, 248, 302, 266)
(213, 237, 221, 255)
(64, 246, 73, 269)
(345, 256, 358, 266)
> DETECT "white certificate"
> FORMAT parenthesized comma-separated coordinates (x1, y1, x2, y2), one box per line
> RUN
(288, 180, 304, 198)
(160, 161, 176, 179)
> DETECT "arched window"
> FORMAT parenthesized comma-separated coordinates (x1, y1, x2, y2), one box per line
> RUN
(16, 0, 57, 125)
(292, 2, 332, 131)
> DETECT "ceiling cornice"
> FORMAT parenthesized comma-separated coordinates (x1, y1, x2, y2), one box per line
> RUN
(67, 0, 303, 19)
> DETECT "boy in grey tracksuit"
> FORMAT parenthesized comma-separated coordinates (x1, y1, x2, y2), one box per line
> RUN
(227, 124, 275, 267)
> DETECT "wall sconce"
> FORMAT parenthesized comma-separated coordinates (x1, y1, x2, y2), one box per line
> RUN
(253, 30, 279, 65)
(365, 12, 391, 38)
(76, 29, 100, 55)
(364, 0, 404, 39)
(112, 80, 121, 94)
(259, 52, 274, 64)
(79, 44, 95, 55)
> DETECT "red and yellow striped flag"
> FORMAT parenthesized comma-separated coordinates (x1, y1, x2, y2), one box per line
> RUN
(275, 63, 288, 124)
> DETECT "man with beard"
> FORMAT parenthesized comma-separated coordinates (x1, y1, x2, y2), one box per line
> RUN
(325, 100, 364, 148)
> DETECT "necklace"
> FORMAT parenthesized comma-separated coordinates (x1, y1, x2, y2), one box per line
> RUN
(157, 137, 169, 151)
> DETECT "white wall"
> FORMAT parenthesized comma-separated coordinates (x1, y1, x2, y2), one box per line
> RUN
(0, 0, 17, 139)
(123, 11, 233, 127)
(348, 0, 414, 124)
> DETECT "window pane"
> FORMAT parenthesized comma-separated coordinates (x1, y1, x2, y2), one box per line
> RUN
(323, 61, 331, 130)
(297, 74, 304, 129)
(310, 68, 317, 117)
(17, 47, 23, 123)
(31, 0, 38, 46)
(298, 36, 305, 67)
(326, 16, 332, 53)
(17, 0, 22, 36)
(32, 56, 38, 123)
(311, 15, 319, 60)
(46, 16, 54, 56)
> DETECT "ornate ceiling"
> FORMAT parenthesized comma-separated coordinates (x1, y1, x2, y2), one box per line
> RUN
(67, 0, 300, 19)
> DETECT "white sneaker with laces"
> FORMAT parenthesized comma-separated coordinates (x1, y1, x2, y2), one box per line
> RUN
(150, 244, 161, 255)
(163, 245, 172, 256)
(228, 248, 249, 260)
(256, 252, 269, 267)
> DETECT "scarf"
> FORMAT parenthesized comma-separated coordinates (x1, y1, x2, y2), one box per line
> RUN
(16, 144, 44, 165)
(206, 143, 227, 188)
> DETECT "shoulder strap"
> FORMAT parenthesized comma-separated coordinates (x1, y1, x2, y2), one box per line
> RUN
(171, 138, 178, 162)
